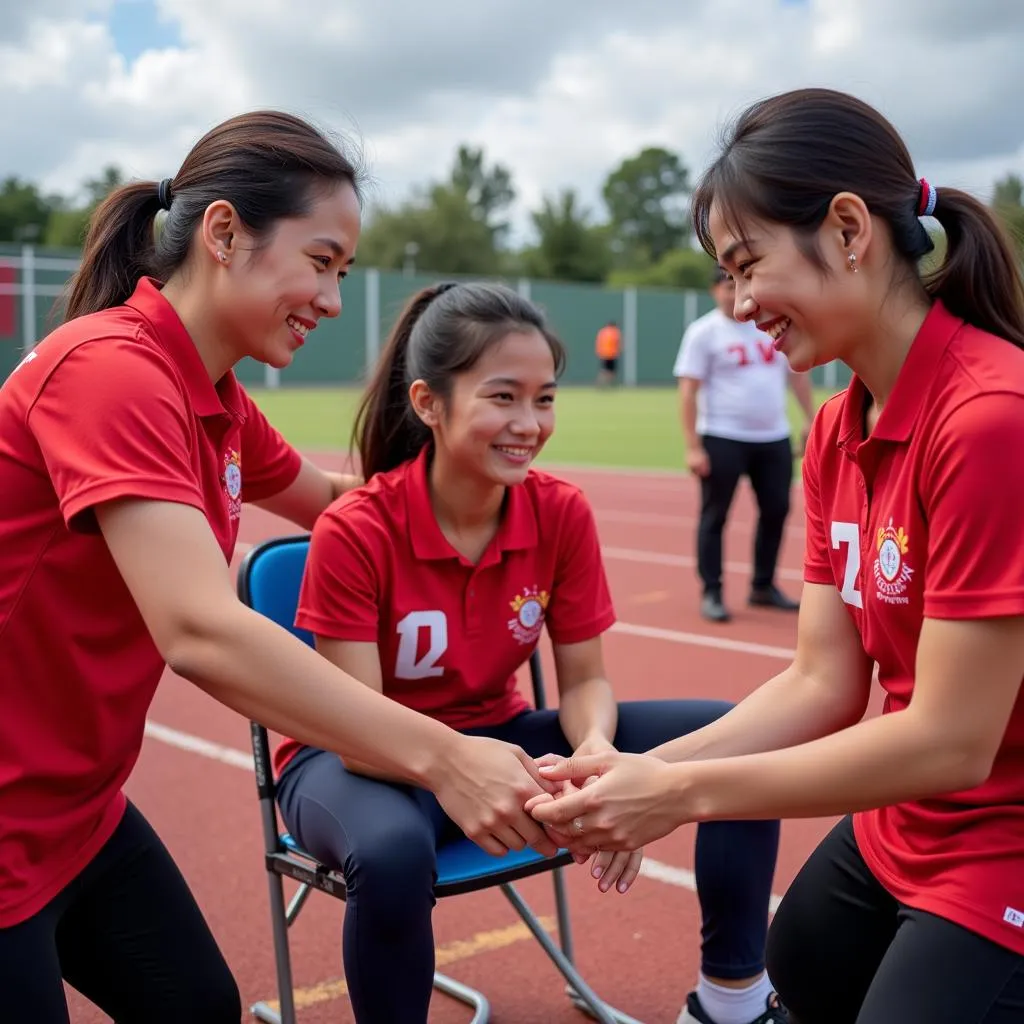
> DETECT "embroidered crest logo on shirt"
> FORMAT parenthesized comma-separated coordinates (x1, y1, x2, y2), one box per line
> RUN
(874, 518, 913, 604)
(507, 586, 549, 645)
(223, 448, 242, 520)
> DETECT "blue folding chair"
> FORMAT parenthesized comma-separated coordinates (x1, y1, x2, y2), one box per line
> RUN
(237, 535, 643, 1024)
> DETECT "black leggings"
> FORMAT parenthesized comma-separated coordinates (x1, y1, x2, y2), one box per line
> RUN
(0, 801, 240, 1024)
(767, 816, 1024, 1024)
(697, 434, 792, 595)
(278, 701, 781, 1024)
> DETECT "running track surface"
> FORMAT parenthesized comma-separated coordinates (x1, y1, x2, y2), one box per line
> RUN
(65, 457, 883, 1023)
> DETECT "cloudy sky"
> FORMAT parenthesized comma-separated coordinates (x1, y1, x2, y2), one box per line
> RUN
(2, 0, 1023, 242)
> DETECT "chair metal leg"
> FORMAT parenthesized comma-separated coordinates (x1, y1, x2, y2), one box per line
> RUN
(251, 872, 298, 1024)
(565, 988, 648, 1024)
(285, 881, 312, 926)
(550, 868, 647, 1024)
(433, 972, 491, 1023)
(251, 1001, 283, 1024)
(552, 865, 576, 962)
(501, 883, 645, 1024)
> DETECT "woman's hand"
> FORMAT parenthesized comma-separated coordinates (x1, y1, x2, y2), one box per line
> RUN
(532, 735, 613, 861)
(529, 748, 647, 894)
(527, 750, 683, 852)
(431, 735, 561, 859)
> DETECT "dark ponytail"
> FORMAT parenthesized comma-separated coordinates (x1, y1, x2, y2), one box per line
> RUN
(352, 287, 441, 484)
(692, 87, 1024, 348)
(64, 182, 165, 321)
(925, 188, 1024, 347)
(352, 281, 566, 481)
(63, 110, 363, 322)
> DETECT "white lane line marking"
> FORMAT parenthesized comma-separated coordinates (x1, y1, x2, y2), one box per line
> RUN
(601, 545, 804, 581)
(609, 621, 795, 660)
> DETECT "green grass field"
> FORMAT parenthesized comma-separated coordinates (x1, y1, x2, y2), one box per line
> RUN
(249, 386, 832, 471)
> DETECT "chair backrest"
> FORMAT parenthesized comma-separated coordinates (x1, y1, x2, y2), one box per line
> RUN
(237, 535, 315, 649)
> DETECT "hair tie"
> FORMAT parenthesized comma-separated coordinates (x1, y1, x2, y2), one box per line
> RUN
(157, 178, 173, 211)
(917, 178, 937, 217)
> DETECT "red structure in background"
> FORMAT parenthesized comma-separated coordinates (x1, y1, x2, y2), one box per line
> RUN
(0, 264, 15, 337)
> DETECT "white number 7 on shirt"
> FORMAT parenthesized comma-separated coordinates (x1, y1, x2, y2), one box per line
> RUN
(395, 611, 448, 679)
(830, 521, 863, 609)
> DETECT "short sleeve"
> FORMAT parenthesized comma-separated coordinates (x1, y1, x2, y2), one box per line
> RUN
(673, 320, 710, 380)
(801, 410, 835, 585)
(27, 340, 204, 530)
(545, 488, 617, 644)
(921, 393, 1024, 619)
(236, 388, 303, 503)
(295, 502, 382, 641)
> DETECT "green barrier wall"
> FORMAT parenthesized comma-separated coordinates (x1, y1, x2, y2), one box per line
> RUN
(0, 246, 853, 390)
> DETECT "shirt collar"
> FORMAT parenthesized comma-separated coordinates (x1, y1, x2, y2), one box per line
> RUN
(837, 300, 962, 450)
(125, 277, 245, 420)
(405, 446, 539, 565)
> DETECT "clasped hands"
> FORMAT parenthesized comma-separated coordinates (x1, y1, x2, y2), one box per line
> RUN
(434, 733, 678, 897)
(525, 735, 679, 896)
(525, 738, 685, 897)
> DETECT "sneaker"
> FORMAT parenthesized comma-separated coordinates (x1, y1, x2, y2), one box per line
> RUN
(701, 592, 731, 623)
(677, 990, 789, 1024)
(748, 585, 799, 611)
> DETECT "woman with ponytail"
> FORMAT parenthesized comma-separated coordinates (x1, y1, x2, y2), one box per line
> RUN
(0, 114, 562, 1021)
(531, 88, 1024, 1023)
(275, 281, 785, 1024)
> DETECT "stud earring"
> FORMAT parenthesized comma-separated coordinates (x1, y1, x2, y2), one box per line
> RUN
(217, 251, 228, 264)
(847, 251, 858, 273)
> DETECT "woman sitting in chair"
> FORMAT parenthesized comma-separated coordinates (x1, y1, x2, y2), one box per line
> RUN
(274, 282, 786, 1024)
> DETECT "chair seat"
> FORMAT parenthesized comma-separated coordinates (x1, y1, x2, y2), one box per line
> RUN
(279, 832, 561, 887)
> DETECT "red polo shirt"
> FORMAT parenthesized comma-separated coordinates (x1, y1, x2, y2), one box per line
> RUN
(803, 301, 1024, 954)
(0, 278, 301, 927)
(274, 446, 616, 776)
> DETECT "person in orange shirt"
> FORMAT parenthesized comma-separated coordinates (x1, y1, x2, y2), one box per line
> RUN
(595, 318, 621, 385)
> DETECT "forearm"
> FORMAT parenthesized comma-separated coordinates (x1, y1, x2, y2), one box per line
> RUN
(558, 677, 618, 749)
(674, 707, 986, 822)
(680, 390, 701, 448)
(648, 665, 861, 763)
(169, 607, 456, 788)
(336, 756, 404, 782)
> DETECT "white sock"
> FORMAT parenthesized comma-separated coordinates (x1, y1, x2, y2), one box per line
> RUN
(695, 972, 773, 1024)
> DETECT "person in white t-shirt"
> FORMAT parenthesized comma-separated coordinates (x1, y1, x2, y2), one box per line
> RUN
(674, 264, 815, 622)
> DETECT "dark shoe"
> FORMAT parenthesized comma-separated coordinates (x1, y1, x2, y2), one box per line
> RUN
(678, 990, 790, 1023)
(700, 592, 731, 622)
(749, 585, 799, 611)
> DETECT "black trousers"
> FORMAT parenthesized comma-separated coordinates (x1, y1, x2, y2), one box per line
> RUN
(0, 801, 240, 1024)
(767, 816, 1024, 1024)
(697, 434, 793, 595)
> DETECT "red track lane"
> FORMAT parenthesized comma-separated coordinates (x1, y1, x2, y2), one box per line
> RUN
(64, 460, 864, 1023)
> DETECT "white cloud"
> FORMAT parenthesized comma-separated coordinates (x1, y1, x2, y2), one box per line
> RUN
(1, 0, 1022, 238)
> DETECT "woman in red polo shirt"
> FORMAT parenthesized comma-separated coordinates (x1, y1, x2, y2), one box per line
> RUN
(530, 88, 1024, 1023)
(0, 112, 571, 1023)
(276, 281, 786, 1024)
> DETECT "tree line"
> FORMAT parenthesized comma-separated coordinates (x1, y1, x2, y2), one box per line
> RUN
(1, 148, 1022, 291)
